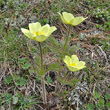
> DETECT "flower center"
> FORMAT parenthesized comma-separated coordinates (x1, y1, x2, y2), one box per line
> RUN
(69, 63, 77, 67)
(34, 31, 44, 36)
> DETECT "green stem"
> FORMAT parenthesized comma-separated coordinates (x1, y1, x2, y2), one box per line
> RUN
(63, 25, 71, 53)
(41, 76, 47, 105)
(39, 42, 43, 71)
(38, 42, 47, 105)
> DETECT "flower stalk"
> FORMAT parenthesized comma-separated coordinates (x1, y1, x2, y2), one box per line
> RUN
(39, 42, 43, 71)
(63, 25, 71, 53)
(41, 76, 47, 105)
(39, 42, 47, 105)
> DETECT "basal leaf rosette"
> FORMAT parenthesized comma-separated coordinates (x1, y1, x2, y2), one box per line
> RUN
(64, 55, 86, 72)
(21, 22, 57, 42)
(58, 12, 87, 26)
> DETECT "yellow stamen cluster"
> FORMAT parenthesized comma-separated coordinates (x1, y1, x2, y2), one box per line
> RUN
(34, 31, 44, 36)
(69, 63, 77, 67)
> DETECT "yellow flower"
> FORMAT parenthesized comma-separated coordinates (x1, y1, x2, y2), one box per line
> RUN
(58, 12, 87, 26)
(64, 55, 86, 72)
(21, 22, 57, 42)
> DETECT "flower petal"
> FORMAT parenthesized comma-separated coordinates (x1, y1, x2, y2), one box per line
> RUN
(47, 26, 57, 36)
(62, 12, 74, 24)
(71, 17, 87, 26)
(41, 24, 49, 35)
(64, 56, 71, 66)
(68, 66, 78, 72)
(58, 12, 68, 24)
(33, 35, 48, 42)
(76, 61, 86, 69)
(21, 28, 34, 40)
(71, 55, 79, 64)
(29, 22, 41, 33)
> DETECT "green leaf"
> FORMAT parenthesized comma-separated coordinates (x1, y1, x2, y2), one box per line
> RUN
(2, 93, 10, 97)
(37, 70, 46, 79)
(12, 96, 18, 104)
(58, 76, 67, 85)
(104, 94, 110, 100)
(69, 78, 80, 86)
(5, 76, 12, 84)
(29, 69, 35, 74)
(46, 77, 53, 84)
(99, 97, 104, 106)
(48, 63, 62, 71)
(60, 90, 68, 97)
(48, 37, 59, 48)
(2, 93, 12, 104)
(46, 37, 60, 53)
(21, 63, 31, 70)
(106, 101, 110, 108)
(87, 103, 93, 110)
(94, 90, 100, 99)
(18, 58, 30, 64)
(16, 78, 26, 86)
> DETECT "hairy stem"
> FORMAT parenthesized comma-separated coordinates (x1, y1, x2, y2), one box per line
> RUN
(38, 42, 47, 105)
(39, 42, 43, 71)
(41, 76, 47, 104)
(63, 25, 71, 53)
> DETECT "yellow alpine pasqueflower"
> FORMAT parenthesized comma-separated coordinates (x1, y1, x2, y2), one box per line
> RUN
(21, 22, 57, 42)
(58, 12, 87, 26)
(64, 55, 86, 72)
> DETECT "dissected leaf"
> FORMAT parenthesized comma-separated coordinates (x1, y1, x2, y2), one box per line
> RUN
(21, 62, 31, 69)
(46, 77, 53, 84)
